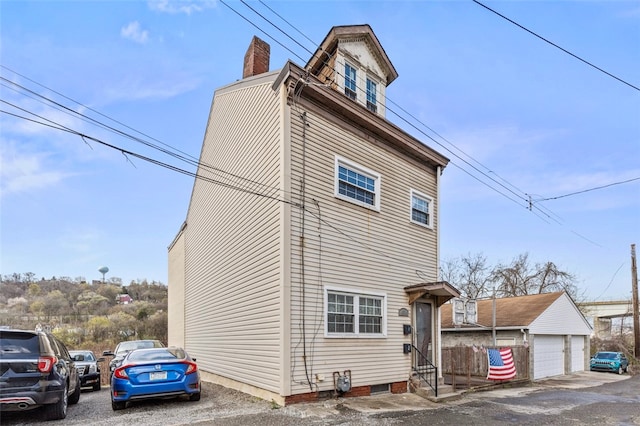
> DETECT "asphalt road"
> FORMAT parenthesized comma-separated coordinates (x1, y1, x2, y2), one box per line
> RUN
(2, 374, 638, 425)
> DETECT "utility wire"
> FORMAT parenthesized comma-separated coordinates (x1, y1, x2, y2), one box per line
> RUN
(0, 107, 297, 205)
(258, 0, 318, 47)
(536, 176, 640, 202)
(240, 0, 314, 56)
(243, 0, 605, 242)
(3, 2, 611, 257)
(218, 0, 307, 63)
(1, 104, 443, 271)
(472, 0, 640, 92)
(242, 1, 569, 223)
(235, 1, 533, 211)
(0, 67, 292, 199)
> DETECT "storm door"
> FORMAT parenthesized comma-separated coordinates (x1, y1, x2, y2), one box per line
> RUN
(415, 301, 433, 364)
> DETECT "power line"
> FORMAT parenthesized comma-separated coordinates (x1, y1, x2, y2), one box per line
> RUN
(535, 176, 640, 202)
(0, 105, 440, 272)
(0, 67, 292, 200)
(472, 0, 640, 92)
(218, 0, 307, 63)
(238, 1, 605, 244)
(238, 1, 576, 224)
(234, 2, 532, 209)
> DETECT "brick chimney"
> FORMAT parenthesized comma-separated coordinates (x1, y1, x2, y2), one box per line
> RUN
(243, 36, 270, 79)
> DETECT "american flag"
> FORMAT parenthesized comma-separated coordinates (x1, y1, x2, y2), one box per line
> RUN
(487, 347, 516, 380)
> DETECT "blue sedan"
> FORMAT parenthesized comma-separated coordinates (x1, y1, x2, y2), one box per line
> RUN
(110, 347, 201, 410)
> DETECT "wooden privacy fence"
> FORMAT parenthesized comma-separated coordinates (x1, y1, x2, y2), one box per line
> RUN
(442, 345, 530, 389)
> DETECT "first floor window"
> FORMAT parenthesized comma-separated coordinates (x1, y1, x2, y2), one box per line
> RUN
(411, 189, 433, 228)
(326, 288, 385, 337)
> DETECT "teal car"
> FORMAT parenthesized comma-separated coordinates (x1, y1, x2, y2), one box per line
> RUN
(590, 351, 629, 374)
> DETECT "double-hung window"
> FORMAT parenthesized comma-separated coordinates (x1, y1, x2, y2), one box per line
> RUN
(344, 63, 357, 100)
(366, 78, 377, 113)
(335, 156, 381, 211)
(411, 189, 433, 228)
(326, 288, 386, 337)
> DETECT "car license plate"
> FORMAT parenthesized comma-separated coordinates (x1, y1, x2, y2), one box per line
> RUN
(150, 371, 167, 381)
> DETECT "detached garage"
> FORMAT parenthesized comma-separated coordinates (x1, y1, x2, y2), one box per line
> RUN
(441, 292, 592, 381)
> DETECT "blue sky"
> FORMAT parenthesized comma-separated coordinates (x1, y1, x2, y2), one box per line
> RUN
(1, 1, 638, 300)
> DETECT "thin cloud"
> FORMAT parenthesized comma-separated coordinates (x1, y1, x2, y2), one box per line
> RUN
(0, 142, 71, 196)
(148, 0, 217, 15)
(103, 75, 201, 102)
(121, 21, 149, 44)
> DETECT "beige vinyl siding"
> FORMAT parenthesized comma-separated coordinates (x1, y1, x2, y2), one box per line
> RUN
(167, 226, 186, 348)
(184, 75, 284, 393)
(286, 103, 439, 394)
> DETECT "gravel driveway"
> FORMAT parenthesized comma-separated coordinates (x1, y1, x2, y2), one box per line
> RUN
(0, 382, 385, 426)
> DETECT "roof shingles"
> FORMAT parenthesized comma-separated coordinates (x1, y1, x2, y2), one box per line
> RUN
(441, 292, 565, 329)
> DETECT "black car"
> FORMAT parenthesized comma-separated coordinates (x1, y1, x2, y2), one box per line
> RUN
(0, 329, 81, 420)
(103, 339, 164, 376)
(69, 350, 104, 391)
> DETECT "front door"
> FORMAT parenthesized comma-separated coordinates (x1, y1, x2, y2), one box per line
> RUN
(415, 302, 433, 364)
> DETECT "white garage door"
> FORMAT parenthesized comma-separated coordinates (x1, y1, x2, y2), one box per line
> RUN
(571, 336, 585, 372)
(533, 335, 565, 379)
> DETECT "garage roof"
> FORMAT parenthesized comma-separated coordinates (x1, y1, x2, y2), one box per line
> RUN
(441, 292, 566, 329)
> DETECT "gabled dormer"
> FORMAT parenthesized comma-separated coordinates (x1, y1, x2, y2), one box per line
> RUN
(306, 25, 398, 118)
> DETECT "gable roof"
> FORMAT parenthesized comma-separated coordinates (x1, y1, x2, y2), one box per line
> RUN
(305, 24, 398, 85)
(441, 292, 566, 329)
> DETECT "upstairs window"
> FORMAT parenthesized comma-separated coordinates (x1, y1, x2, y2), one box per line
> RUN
(411, 189, 433, 228)
(344, 63, 357, 100)
(366, 78, 377, 113)
(335, 156, 381, 211)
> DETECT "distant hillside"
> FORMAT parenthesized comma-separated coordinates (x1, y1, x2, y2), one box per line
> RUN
(0, 274, 168, 349)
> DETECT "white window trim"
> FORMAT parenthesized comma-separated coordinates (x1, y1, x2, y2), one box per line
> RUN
(410, 189, 434, 229)
(334, 155, 381, 212)
(324, 286, 387, 338)
(366, 75, 379, 112)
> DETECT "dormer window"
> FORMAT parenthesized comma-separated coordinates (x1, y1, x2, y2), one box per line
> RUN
(344, 63, 357, 100)
(366, 78, 377, 113)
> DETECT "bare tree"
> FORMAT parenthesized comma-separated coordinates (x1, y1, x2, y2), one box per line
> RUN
(491, 253, 578, 298)
(440, 253, 493, 299)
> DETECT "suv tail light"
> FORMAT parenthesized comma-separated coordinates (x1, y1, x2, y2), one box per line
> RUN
(38, 356, 57, 373)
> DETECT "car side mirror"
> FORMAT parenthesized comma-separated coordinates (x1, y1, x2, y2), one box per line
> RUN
(103, 350, 114, 357)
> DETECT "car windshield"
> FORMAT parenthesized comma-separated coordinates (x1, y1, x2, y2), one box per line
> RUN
(127, 348, 186, 362)
(71, 351, 95, 361)
(595, 352, 617, 359)
(116, 341, 162, 355)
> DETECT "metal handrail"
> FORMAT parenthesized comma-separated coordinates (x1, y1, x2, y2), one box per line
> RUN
(412, 344, 438, 397)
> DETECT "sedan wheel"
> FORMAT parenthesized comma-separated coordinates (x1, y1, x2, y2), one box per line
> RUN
(617, 366, 623, 375)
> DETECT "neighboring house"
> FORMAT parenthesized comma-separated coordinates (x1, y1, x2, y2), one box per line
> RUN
(441, 292, 592, 380)
(168, 25, 459, 405)
(115, 294, 133, 305)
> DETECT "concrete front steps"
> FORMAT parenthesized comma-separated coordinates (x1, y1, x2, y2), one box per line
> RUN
(414, 384, 466, 403)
